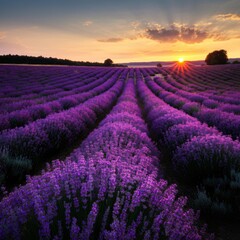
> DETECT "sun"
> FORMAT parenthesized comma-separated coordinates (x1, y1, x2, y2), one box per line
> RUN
(178, 57, 184, 63)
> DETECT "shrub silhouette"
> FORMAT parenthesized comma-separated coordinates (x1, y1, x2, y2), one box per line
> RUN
(104, 58, 113, 66)
(205, 50, 228, 65)
(232, 60, 240, 64)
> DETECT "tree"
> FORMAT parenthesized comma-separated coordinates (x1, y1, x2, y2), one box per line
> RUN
(205, 50, 228, 65)
(104, 58, 113, 66)
(156, 63, 162, 67)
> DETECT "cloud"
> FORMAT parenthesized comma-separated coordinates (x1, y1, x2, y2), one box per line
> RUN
(180, 26, 208, 43)
(210, 32, 231, 41)
(83, 20, 93, 26)
(144, 25, 209, 44)
(146, 28, 179, 42)
(131, 21, 141, 29)
(214, 13, 240, 21)
(98, 37, 124, 43)
(102, 18, 240, 44)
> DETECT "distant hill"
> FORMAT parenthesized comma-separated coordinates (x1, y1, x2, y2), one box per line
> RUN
(122, 59, 240, 67)
(122, 60, 205, 67)
(0, 55, 126, 67)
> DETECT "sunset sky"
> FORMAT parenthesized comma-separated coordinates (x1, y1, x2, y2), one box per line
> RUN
(0, 0, 240, 63)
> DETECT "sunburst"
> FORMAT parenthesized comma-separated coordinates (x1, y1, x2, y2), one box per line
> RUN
(178, 57, 184, 63)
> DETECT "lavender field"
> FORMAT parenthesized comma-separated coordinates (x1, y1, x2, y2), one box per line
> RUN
(0, 64, 240, 239)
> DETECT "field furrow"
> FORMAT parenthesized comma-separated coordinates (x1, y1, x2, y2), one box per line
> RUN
(143, 68, 240, 139)
(0, 69, 126, 188)
(0, 72, 212, 240)
(1, 64, 240, 240)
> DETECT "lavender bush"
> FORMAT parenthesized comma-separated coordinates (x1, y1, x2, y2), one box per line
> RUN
(173, 135, 240, 182)
(0, 77, 212, 240)
(0, 78, 124, 185)
(136, 72, 240, 216)
(1, 64, 240, 237)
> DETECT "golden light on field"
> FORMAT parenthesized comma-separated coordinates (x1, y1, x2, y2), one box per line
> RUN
(178, 57, 184, 63)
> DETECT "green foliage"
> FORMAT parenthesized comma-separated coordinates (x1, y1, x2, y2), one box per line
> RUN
(0, 149, 32, 184)
(194, 187, 232, 217)
(230, 169, 240, 189)
(194, 170, 240, 217)
(232, 60, 240, 64)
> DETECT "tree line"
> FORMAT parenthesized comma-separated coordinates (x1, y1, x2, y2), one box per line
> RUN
(0, 55, 127, 67)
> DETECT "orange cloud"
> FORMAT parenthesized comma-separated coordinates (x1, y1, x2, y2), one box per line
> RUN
(98, 38, 124, 43)
(214, 13, 240, 21)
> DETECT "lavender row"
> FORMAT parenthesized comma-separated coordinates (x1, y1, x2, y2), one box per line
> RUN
(162, 65, 240, 103)
(138, 77, 240, 179)
(137, 76, 240, 215)
(0, 68, 117, 113)
(0, 66, 101, 98)
(152, 73, 240, 115)
(0, 69, 115, 116)
(0, 75, 125, 186)
(165, 73, 240, 113)
(165, 64, 240, 92)
(0, 70, 89, 110)
(0, 65, 78, 99)
(158, 72, 240, 109)
(0, 70, 122, 131)
(0, 78, 212, 240)
(146, 75, 240, 139)
(154, 66, 240, 103)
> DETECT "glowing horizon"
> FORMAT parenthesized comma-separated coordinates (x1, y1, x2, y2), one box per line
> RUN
(0, 0, 240, 63)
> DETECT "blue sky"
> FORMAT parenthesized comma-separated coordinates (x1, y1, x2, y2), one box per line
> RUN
(1, 0, 240, 62)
